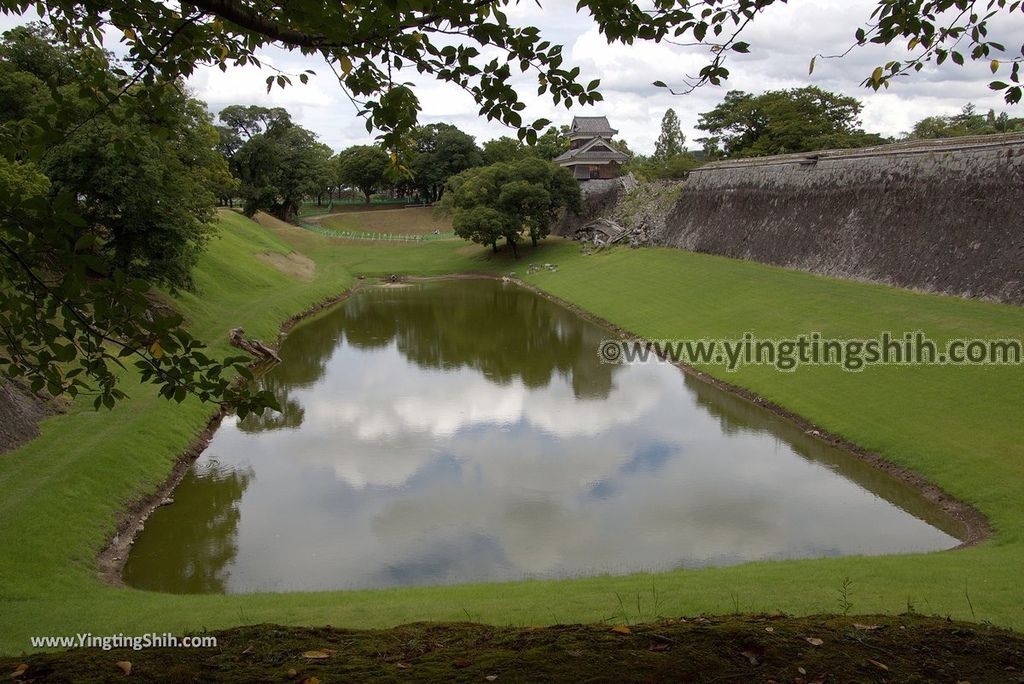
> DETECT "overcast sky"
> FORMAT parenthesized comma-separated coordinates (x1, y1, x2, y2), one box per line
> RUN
(3, 0, 1023, 154)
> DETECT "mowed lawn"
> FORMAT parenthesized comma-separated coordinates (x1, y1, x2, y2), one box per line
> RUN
(0, 210, 1022, 654)
(314, 206, 453, 235)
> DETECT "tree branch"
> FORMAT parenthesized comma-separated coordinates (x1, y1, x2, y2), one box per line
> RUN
(183, 0, 498, 51)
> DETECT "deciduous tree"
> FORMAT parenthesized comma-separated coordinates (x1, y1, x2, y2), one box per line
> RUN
(224, 107, 330, 219)
(482, 136, 525, 165)
(410, 124, 482, 203)
(696, 87, 888, 158)
(443, 158, 579, 256)
(0, 26, 275, 414)
(335, 145, 391, 203)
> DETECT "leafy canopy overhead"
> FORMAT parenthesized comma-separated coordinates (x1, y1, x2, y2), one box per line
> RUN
(0, 25, 275, 414)
(2, 0, 1020, 156)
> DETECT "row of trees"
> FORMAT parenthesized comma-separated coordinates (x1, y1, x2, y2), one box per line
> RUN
(907, 103, 1024, 139)
(215, 116, 547, 218)
(214, 114, 593, 219)
(336, 123, 587, 206)
(630, 88, 1024, 180)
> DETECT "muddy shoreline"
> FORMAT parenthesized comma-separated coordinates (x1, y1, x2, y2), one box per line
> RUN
(98, 272, 990, 588)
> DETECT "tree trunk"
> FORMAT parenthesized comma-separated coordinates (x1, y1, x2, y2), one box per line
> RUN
(509, 238, 519, 258)
(363, 189, 371, 204)
(491, 241, 498, 253)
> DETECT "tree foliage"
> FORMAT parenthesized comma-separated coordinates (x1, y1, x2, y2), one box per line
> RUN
(653, 108, 686, 161)
(1, 25, 224, 290)
(630, 152, 703, 180)
(409, 124, 483, 203)
(334, 145, 391, 203)
(480, 125, 573, 165)
(482, 136, 525, 165)
(220, 106, 331, 219)
(697, 87, 889, 158)
(907, 102, 1024, 139)
(442, 158, 579, 256)
(3, 0, 1017, 155)
(0, 26, 275, 415)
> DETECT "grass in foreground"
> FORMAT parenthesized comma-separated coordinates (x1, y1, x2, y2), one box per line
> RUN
(4, 615, 1022, 682)
(1, 211, 1022, 655)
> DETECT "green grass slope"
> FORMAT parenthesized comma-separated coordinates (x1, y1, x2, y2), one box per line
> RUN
(0, 212, 1021, 655)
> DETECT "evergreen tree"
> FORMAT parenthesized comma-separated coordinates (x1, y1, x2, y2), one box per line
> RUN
(653, 109, 686, 161)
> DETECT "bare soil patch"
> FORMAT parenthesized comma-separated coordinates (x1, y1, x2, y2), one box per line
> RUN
(255, 251, 316, 281)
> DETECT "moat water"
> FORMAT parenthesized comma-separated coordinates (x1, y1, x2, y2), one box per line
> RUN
(123, 280, 960, 593)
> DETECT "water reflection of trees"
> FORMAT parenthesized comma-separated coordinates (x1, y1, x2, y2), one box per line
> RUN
(122, 461, 252, 593)
(240, 281, 620, 432)
(237, 305, 351, 433)
(346, 283, 617, 397)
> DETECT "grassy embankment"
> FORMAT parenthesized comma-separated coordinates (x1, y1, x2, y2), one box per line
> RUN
(312, 206, 454, 238)
(1, 208, 1022, 656)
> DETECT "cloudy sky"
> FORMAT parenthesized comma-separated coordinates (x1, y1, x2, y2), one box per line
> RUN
(3, 0, 1023, 154)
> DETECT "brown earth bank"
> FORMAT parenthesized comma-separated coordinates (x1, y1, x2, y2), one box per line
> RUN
(4, 615, 1023, 683)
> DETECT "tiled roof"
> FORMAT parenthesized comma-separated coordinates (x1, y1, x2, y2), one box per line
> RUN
(555, 149, 629, 163)
(554, 136, 630, 164)
(570, 116, 617, 135)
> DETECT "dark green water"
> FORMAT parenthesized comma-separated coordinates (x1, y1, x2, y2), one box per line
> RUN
(123, 280, 960, 594)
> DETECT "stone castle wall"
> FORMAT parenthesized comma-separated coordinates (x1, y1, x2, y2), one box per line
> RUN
(643, 134, 1024, 304)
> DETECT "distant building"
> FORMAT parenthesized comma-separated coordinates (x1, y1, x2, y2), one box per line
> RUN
(554, 116, 630, 180)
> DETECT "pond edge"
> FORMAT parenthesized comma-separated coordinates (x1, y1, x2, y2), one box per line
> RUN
(96, 285, 369, 587)
(97, 272, 991, 590)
